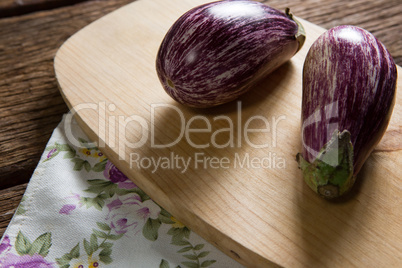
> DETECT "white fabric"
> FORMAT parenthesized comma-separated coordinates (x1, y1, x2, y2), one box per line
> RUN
(0, 115, 244, 268)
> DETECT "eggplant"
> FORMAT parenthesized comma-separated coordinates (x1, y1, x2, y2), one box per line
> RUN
(297, 25, 397, 199)
(156, 0, 305, 108)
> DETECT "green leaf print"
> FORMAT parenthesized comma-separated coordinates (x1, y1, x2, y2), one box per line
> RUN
(84, 180, 119, 199)
(44, 143, 60, 162)
(100, 247, 112, 255)
(163, 227, 217, 268)
(93, 158, 108, 172)
(57, 222, 124, 267)
(158, 214, 176, 225)
(83, 234, 100, 257)
(177, 246, 193, 253)
(16, 205, 27, 215)
(99, 242, 112, 249)
(16, 196, 27, 215)
(63, 150, 76, 159)
(197, 251, 209, 258)
(183, 254, 199, 260)
(56, 254, 73, 267)
(56, 243, 81, 267)
(71, 158, 86, 171)
(69, 243, 80, 259)
(84, 161, 91, 172)
(114, 188, 137, 196)
(83, 238, 92, 256)
(160, 259, 170, 268)
(105, 233, 124, 241)
(61, 144, 76, 159)
(160, 259, 184, 268)
(200, 260, 217, 267)
(181, 261, 199, 268)
(59, 144, 75, 152)
(143, 218, 162, 241)
(171, 237, 191, 247)
(45, 145, 57, 151)
(96, 222, 112, 231)
(15, 231, 32, 255)
(92, 230, 109, 239)
(99, 255, 113, 264)
(99, 247, 112, 263)
(193, 244, 204, 251)
(169, 227, 191, 246)
(81, 195, 106, 211)
(28, 232, 52, 257)
(90, 234, 99, 252)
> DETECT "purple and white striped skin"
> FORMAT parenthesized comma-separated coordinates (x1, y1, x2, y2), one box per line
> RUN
(298, 25, 397, 199)
(156, 0, 305, 108)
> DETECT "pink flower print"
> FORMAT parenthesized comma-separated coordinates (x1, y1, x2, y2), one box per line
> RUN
(59, 193, 82, 215)
(109, 211, 139, 234)
(136, 200, 161, 220)
(106, 197, 141, 234)
(46, 148, 57, 159)
(105, 195, 161, 235)
(0, 235, 11, 261)
(0, 236, 10, 254)
(116, 180, 137, 189)
(106, 198, 123, 211)
(103, 161, 137, 189)
(106, 195, 141, 219)
(66, 193, 82, 203)
(59, 204, 76, 215)
(106, 195, 161, 221)
(0, 253, 55, 268)
(104, 161, 129, 183)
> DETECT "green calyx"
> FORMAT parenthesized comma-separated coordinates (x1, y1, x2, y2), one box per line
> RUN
(285, 8, 306, 53)
(296, 130, 356, 199)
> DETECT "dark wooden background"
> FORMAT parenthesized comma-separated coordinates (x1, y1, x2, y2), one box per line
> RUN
(1, 0, 401, 238)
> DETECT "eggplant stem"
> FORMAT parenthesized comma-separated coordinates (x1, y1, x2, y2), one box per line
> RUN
(285, 8, 306, 53)
(296, 130, 356, 199)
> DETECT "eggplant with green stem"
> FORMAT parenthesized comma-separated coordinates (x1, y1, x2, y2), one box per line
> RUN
(156, 0, 305, 108)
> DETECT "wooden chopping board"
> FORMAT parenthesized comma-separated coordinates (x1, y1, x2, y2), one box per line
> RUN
(54, 0, 402, 267)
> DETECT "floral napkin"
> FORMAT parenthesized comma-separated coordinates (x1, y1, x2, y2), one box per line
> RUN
(0, 115, 244, 268)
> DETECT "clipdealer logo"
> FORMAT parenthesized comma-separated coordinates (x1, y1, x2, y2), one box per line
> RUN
(64, 101, 288, 173)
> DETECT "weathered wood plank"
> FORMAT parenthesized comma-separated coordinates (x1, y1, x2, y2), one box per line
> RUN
(0, 0, 133, 190)
(0, 0, 87, 18)
(269, 0, 402, 65)
(0, 0, 59, 10)
(0, 183, 27, 237)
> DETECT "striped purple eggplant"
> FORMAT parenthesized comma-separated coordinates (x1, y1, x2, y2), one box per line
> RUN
(297, 25, 397, 199)
(156, 0, 305, 108)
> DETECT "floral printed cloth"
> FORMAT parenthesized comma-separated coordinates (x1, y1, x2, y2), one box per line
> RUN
(0, 115, 244, 268)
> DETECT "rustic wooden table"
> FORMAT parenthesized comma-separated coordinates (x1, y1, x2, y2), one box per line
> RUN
(0, 0, 401, 240)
